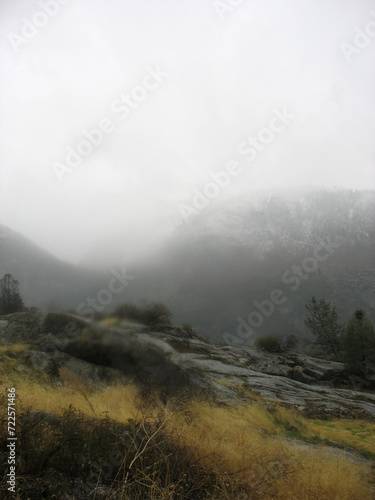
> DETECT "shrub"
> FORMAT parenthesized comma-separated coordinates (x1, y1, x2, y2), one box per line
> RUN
(114, 302, 172, 327)
(281, 334, 298, 352)
(255, 334, 282, 353)
(143, 302, 172, 326)
(309, 348, 331, 360)
(182, 322, 195, 335)
(113, 303, 143, 322)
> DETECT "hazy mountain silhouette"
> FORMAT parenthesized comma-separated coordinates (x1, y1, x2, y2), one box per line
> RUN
(1, 189, 374, 343)
(0, 224, 106, 311)
(115, 189, 375, 341)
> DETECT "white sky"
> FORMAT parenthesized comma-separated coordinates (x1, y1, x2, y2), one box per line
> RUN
(1, 0, 375, 264)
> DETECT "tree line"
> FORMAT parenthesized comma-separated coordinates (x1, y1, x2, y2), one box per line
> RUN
(1, 272, 374, 380)
(304, 297, 375, 377)
(255, 297, 375, 379)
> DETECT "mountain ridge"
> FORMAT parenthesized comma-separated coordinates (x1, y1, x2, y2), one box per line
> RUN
(1, 188, 374, 343)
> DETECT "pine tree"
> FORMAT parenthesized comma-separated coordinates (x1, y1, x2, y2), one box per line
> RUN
(343, 310, 375, 376)
(305, 297, 343, 358)
(0, 273, 25, 314)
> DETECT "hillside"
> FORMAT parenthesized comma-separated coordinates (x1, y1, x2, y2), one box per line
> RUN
(1, 189, 375, 344)
(100, 189, 375, 342)
(0, 224, 106, 311)
(0, 311, 374, 499)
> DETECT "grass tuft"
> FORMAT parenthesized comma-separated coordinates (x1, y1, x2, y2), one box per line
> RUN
(0, 372, 374, 499)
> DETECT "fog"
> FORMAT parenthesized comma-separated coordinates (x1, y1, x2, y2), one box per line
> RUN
(1, 0, 375, 265)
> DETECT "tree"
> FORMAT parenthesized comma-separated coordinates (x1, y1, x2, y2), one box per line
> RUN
(305, 297, 343, 359)
(0, 273, 25, 315)
(342, 310, 375, 376)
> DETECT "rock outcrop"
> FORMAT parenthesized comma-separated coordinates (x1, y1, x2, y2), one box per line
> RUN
(1, 312, 375, 420)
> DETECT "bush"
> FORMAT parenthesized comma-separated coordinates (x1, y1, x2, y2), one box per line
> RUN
(182, 322, 195, 335)
(144, 302, 172, 326)
(254, 335, 282, 353)
(281, 334, 298, 352)
(114, 302, 172, 327)
(309, 348, 332, 360)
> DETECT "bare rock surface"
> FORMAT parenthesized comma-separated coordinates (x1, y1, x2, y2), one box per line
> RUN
(2, 312, 375, 420)
(132, 329, 375, 419)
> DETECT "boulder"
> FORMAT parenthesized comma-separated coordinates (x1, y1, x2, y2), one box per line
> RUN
(5, 312, 375, 420)
(22, 350, 57, 376)
(43, 313, 87, 338)
(2, 310, 43, 343)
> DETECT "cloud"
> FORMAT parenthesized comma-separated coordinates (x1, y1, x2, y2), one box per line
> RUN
(0, 0, 374, 263)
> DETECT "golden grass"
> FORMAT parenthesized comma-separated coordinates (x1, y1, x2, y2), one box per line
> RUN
(309, 419, 375, 453)
(99, 316, 120, 326)
(0, 366, 374, 499)
(161, 400, 374, 499)
(0, 343, 28, 355)
(0, 376, 141, 424)
(274, 405, 375, 457)
(35, 381, 137, 421)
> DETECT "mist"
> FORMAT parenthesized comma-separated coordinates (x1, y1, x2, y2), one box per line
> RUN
(1, 0, 374, 266)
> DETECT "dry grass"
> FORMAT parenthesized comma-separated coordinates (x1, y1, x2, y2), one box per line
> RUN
(0, 343, 28, 355)
(160, 399, 374, 499)
(274, 405, 375, 458)
(0, 366, 374, 499)
(1, 370, 141, 424)
(98, 317, 120, 327)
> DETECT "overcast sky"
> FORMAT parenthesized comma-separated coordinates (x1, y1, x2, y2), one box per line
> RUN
(1, 0, 375, 264)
